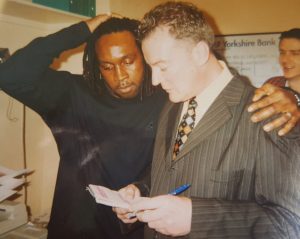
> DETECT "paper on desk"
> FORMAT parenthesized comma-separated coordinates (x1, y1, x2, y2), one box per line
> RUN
(0, 177, 24, 189)
(0, 165, 32, 202)
(0, 166, 31, 178)
(0, 187, 16, 202)
(87, 184, 130, 209)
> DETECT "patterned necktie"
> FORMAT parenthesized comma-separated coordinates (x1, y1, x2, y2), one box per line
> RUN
(173, 97, 197, 159)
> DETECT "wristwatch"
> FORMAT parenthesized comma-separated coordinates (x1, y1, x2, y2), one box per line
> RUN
(282, 86, 300, 108)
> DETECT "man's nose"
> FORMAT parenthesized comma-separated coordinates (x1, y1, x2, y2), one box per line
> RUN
(151, 69, 161, 86)
(115, 65, 128, 81)
(280, 53, 293, 64)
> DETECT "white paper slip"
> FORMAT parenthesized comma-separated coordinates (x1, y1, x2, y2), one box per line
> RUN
(0, 165, 32, 202)
(0, 166, 32, 178)
(0, 187, 16, 202)
(87, 184, 130, 209)
(0, 176, 25, 189)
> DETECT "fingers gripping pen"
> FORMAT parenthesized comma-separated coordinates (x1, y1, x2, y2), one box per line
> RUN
(127, 183, 191, 219)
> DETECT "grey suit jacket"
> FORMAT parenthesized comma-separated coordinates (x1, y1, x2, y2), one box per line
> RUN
(146, 76, 300, 239)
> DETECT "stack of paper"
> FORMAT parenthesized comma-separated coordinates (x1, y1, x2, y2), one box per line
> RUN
(0, 165, 32, 202)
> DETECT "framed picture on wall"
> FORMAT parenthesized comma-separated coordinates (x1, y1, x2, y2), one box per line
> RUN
(214, 32, 281, 87)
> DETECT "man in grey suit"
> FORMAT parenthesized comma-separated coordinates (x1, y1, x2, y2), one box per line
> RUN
(114, 1, 300, 238)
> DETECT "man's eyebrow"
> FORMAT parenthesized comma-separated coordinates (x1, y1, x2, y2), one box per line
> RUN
(99, 54, 137, 64)
(150, 60, 166, 66)
(121, 53, 136, 59)
(279, 48, 300, 52)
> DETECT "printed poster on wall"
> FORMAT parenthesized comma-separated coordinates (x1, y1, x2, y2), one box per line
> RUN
(214, 33, 282, 87)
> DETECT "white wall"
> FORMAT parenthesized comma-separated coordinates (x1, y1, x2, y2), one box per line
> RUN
(0, 13, 53, 219)
(0, 0, 86, 219)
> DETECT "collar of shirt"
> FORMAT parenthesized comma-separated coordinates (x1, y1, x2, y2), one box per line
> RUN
(179, 61, 233, 127)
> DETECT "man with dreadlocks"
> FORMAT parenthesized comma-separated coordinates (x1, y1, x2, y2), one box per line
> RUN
(0, 12, 299, 239)
(0, 15, 165, 238)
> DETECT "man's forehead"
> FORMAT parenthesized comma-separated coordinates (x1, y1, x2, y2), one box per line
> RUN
(142, 26, 192, 65)
(141, 33, 169, 65)
(97, 31, 138, 50)
(96, 32, 140, 61)
(280, 38, 300, 50)
(109, 45, 135, 56)
(142, 26, 170, 42)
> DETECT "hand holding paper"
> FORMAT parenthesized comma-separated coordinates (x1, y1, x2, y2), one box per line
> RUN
(87, 184, 141, 223)
(87, 184, 131, 209)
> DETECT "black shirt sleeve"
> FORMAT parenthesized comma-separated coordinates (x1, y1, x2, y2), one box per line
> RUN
(0, 21, 91, 114)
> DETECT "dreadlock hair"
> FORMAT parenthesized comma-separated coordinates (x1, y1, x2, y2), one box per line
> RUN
(83, 17, 154, 98)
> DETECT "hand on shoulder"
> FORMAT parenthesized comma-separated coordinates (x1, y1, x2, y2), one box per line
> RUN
(248, 83, 300, 136)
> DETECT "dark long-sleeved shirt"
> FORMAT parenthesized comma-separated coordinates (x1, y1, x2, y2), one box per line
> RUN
(0, 22, 166, 239)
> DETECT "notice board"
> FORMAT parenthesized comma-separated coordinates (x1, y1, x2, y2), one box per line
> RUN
(214, 33, 282, 87)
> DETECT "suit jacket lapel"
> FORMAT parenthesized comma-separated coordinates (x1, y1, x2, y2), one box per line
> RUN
(161, 101, 182, 162)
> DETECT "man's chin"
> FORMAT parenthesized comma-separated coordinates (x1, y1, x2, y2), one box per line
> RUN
(117, 90, 139, 99)
(168, 94, 192, 103)
(285, 74, 300, 81)
(168, 95, 181, 103)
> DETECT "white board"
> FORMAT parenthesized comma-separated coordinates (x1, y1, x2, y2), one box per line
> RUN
(214, 33, 282, 87)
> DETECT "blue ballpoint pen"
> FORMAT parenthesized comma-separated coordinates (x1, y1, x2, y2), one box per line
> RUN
(168, 183, 191, 195)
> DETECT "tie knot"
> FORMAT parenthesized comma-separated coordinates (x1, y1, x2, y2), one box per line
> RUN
(188, 97, 197, 110)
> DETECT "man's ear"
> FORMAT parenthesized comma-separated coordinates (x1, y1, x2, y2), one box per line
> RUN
(192, 41, 210, 66)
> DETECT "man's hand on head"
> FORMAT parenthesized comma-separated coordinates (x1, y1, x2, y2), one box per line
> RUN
(85, 13, 122, 32)
(248, 83, 300, 136)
